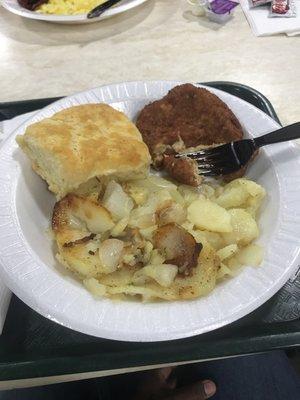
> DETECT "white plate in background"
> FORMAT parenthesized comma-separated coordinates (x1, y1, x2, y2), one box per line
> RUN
(0, 0, 149, 24)
(0, 80, 299, 342)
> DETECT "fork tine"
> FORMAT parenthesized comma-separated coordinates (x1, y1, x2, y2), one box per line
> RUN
(198, 166, 238, 176)
(186, 152, 224, 161)
(195, 154, 237, 166)
(181, 150, 220, 159)
(180, 143, 230, 159)
(198, 169, 222, 177)
(197, 158, 242, 175)
(175, 140, 251, 177)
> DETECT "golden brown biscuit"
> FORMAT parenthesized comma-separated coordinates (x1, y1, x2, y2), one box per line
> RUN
(17, 104, 151, 198)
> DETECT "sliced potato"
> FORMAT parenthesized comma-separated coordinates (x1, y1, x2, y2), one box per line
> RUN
(216, 186, 248, 209)
(139, 225, 157, 241)
(236, 244, 263, 266)
(98, 239, 124, 273)
(225, 178, 265, 198)
(133, 264, 178, 287)
(129, 212, 156, 229)
(69, 196, 114, 234)
(146, 176, 177, 191)
(153, 223, 202, 276)
(110, 216, 129, 237)
(222, 209, 259, 246)
(149, 249, 165, 265)
(169, 189, 185, 206)
(53, 173, 266, 301)
(216, 179, 266, 210)
(198, 231, 225, 250)
(178, 185, 199, 205)
(83, 278, 106, 297)
(199, 184, 215, 199)
(157, 202, 187, 226)
(246, 196, 264, 217)
(188, 199, 232, 233)
(143, 241, 154, 264)
(127, 176, 176, 196)
(74, 178, 102, 202)
(125, 184, 149, 205)
(226, 256, 242, 271)
(236, 179, 266, 198)
(217, 244, 238, 261)
(217, 263, 232, 279)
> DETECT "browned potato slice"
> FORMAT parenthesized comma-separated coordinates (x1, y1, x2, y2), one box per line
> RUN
(154, 223, 202, 275)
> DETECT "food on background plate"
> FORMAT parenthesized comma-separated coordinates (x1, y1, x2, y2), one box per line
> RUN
(18, 0, 47, 11)
(18, 0, 106, 14)
(17, 90, 266, 302)
(17, 104, 151, 199)
(136, 84, 245, 186)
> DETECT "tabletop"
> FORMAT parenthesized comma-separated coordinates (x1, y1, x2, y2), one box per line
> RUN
(0, 0, 299, 125)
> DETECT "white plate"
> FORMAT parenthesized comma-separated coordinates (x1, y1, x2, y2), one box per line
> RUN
(0, 81, 300, 342)
(0, 0, 149, 24)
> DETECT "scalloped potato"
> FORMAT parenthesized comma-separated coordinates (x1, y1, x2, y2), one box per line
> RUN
(53, 176, 265, 301)
(188, 199, 232, 233)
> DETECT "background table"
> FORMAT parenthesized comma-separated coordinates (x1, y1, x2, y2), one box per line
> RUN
(0, 0, 299, 125)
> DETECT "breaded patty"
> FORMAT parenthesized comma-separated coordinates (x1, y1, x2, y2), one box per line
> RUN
(136, 84, 244, 185)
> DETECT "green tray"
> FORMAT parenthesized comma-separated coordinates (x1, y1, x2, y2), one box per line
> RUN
(0, 82, 298, 382)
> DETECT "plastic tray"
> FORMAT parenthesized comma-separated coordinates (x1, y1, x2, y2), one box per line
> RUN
(0, 81, 298, 382)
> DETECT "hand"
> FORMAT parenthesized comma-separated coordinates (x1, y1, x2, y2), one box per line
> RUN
(133, 367, 216, 400)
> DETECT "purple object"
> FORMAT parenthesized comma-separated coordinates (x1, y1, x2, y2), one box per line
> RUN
(209, 0, 239, 14)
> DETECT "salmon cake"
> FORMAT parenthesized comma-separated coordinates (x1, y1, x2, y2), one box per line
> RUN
(136, 84, 244, 186)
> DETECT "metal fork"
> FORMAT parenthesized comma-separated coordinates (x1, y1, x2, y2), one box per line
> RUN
(175, 122, 300, 176)
(87, 0, 122, 18)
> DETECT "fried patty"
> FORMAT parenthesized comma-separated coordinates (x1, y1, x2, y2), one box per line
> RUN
(136, 84, 244, 185)
(18, 0, 48, 10)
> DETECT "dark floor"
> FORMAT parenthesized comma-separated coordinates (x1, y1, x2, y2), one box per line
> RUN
(0, 350, 300, 400)
(287, 349, 300, 375)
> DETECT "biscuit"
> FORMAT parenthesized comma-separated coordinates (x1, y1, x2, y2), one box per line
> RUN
(17, 104, 151, 198)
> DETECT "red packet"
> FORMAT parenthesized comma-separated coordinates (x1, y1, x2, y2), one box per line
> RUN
(269, 0, 296, 17)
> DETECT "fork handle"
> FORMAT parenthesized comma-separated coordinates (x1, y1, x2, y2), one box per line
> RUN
(254, 122, 300, 148)
(87, 0, 121, 18)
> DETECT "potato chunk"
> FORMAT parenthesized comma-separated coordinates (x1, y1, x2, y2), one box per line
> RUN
(133, 264, 178, 287)
(216, 178, 266, 210)
(236, 244, 263, 266)
(222, 209, 259, 246)
(103, 181, 134, 221)
(217, 244, 238, 261)
(52, 194, 114, 235)
(154, 223, 202, 274)
(188, 199, 232, 233)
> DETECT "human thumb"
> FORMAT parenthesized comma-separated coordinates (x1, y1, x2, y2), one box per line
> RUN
(162, 379, 216, 400)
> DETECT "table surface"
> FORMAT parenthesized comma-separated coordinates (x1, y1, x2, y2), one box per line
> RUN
(0, 1, 299, 125)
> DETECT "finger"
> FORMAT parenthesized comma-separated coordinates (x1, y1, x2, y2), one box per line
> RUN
(132, 367, 176, 400)
(166, 376, 177, 390)
(162, 380, 216, 400)
(156, 367, 175, 382)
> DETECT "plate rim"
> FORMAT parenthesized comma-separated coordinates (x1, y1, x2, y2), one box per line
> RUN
(0, 0, 149, 22)
(0, 80, 299, 342)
